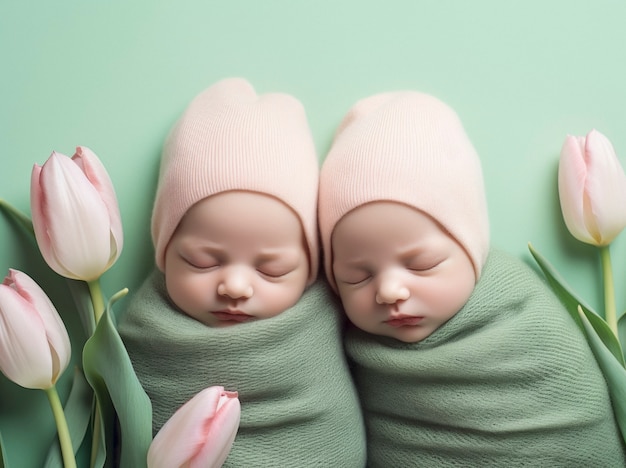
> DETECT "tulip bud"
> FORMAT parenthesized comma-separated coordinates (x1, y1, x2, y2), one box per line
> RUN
(0, 269, 71, 389)
(147, 386, 240, 468)
(30, 146, 124, 281)
(558, 129, 626, 246)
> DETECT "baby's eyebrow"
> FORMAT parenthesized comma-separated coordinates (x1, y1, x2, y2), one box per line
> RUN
(397, 243, 428, 257)
(256, 248, 300, 262)
(336, 257, 371, 269)
(196, 244, 223, 255)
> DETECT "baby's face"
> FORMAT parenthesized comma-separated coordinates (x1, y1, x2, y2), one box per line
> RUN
(164, 191, 309, 327)
(331, 202, 475, 343)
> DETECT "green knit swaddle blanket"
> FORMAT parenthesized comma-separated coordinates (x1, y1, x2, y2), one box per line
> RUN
(118, 271, 366, 467)
(346, 249, 626, 467)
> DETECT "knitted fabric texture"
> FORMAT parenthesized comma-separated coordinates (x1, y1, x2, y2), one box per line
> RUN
(152, 77, 320, 283)
(319, 91, 489, 289)
(117, 273, 366, 467)
(345, 249, 626, 467)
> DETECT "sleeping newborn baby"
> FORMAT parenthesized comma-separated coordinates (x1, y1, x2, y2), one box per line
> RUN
(118, 77, 366, 467)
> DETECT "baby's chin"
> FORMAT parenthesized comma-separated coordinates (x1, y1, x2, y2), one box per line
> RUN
(213, 319, 251, 328)
(353, 322, 436, 344)
(183, 311, 259, 328)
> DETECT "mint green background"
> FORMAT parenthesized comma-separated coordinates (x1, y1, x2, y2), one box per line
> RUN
(2, 1, 626, 466)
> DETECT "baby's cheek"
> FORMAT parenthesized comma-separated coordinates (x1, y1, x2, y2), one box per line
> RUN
(339, 293, 364, 319)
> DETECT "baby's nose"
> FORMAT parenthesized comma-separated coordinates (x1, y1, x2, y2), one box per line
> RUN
(217, 266, 253, 299)
(375, 269, 410, 305)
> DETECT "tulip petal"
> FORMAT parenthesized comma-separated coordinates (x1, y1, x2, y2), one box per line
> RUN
(31, 149, 125, 281)
(9, 270, 71, 381)
(558, 135, 596, 244)
(192, 394, 241, 468)
(0, 283, 53, 389)
(30, 164, 57, 268)
(73, 147, 123, 263)
(148, 386, 240, 468)
(36, 152, 112, 280)
(583, 130, 626, 245)
(148, 387, 221, 467)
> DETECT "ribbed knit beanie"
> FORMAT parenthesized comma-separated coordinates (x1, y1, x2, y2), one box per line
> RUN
(318, 91, 489, 290)
(152, 78, 320, 284)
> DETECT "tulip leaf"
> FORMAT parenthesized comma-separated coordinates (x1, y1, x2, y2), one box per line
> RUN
(578, 307, 626, 444)
(44, 367, 93, 468)
(65, 278, 97, 338)
(618, 312, 626, 363)
(82, 296, 152, 468)
(0, 430, 6, 468)
(528, 243, 625, 365)
(0, 198, 35, 240)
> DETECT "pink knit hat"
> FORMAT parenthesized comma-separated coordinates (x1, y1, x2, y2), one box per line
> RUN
(152, 78, 320, 284)
(318, 91, 490, 290)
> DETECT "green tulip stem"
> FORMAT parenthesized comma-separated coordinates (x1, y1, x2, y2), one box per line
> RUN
(85, 278, 105, 466)
(600, 245, 618, 336)
(45, 385, 76, 468)
(87, 279, 105, 324)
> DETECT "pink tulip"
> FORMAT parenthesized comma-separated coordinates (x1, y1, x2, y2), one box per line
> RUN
(147, 386, 240, 468)
(0, 269, 71, 389)
(558, 129, 626, 246)
(30, 146, 123, 281)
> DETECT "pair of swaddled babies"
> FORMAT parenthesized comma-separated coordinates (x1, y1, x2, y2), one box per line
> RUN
(117, 78, 626, 467)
